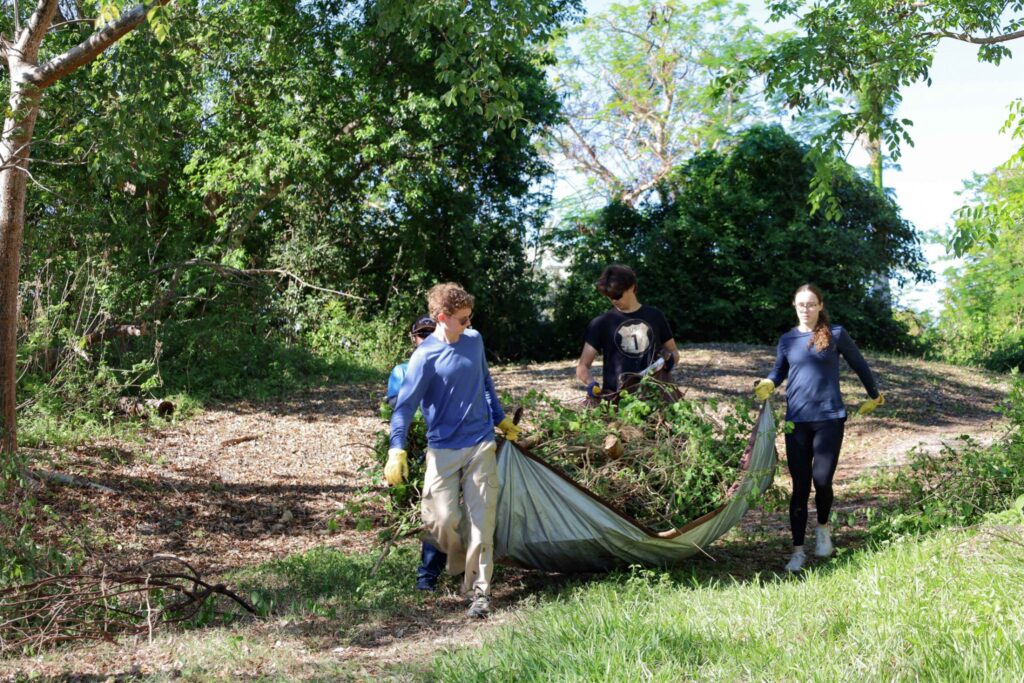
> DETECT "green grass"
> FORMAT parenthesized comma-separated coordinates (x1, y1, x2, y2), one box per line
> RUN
(229, 543, 433, 642)
(431, 522, 1024, 682)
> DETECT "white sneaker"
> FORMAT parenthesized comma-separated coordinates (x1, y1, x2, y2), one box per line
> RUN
(784, 550, 806, 573)
(814, 526, 834, 558)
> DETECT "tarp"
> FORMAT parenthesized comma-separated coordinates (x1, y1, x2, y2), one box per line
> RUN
(493, 400, 777, 572)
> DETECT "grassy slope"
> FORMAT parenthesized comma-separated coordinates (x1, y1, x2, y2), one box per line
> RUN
(432, 521, 1024, 682)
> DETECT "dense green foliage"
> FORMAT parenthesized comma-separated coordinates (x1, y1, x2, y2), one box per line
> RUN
(868, 372, 1024, 540)
(931, 167, 1024, 371)
(14, 0, 577, 420)
(548, 125, 932, 355)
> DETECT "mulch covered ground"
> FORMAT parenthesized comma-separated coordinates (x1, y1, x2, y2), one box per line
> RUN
(2, 344, 1011, 679)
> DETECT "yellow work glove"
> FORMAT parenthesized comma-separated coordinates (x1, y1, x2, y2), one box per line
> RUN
(384, 448, 408, 486)
(497, 416, 522, 442)
(856, 393, 885, 416)
(754, 379, 776, 402)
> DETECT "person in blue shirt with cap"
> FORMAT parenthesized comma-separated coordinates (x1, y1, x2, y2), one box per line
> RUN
(384, 314, 449, 592)
(755, 283, 885, 572)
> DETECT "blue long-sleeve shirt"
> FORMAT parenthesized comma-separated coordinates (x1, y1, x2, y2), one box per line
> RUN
(389, 329, 505, 450)
(767, 325, 880, 423)
(385, 362, 409, 408)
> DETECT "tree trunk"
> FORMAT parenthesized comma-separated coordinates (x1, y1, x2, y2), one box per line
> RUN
(0, 0, 168, 464)
(0, 69, 44, 459)
(866, 135, 883, 191)
(858, 84, 892, 309)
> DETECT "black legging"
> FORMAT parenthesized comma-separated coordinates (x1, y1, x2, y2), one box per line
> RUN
(785, 418, 846, 547)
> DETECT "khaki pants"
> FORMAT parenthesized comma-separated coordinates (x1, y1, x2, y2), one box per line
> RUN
(421, 440, 498, 597)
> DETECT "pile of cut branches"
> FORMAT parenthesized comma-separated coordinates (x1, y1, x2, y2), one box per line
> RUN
(0, 555, 255, 655)
(519, 378, 760, 530)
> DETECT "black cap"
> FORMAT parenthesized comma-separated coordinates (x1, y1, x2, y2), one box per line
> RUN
(411, 315, 436, 335)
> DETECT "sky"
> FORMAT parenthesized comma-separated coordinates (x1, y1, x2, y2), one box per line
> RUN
(571, 0, 1023, 315)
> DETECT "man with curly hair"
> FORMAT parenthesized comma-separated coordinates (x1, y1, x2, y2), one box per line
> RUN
(385, 283, 521, 619)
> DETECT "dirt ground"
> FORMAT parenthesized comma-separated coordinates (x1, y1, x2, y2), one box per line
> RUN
(1, 344, 1011, 680)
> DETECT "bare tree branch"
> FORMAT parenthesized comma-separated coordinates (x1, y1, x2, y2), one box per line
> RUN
(27, 1, 171, 89)
(925, 28, 1024, 45)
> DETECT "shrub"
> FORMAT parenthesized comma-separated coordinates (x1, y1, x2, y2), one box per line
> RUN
(869, 372, 1024, 539)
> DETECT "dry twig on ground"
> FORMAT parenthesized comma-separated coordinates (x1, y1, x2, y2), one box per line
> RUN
(0, 555, 256, 655)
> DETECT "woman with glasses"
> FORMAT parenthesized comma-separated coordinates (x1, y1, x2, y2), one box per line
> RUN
(576, 264, 679, 399)
(754, 283, 885, 572)
(385, 283, 520, 619)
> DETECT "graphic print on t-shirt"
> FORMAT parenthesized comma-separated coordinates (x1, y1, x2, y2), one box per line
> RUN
(615, 320, 653, 358)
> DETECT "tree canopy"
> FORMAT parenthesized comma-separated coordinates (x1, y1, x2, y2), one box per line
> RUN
(739, 0, 1024, 247)
(547, 125, 933, 356)
(934, 164, 1024, 371)
(546, 0, 783, 208)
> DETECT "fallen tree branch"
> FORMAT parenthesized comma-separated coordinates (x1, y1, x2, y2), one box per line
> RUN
(156, 259, 368, 300)
(28, 468, 118, 495)
(0, 555, 257, 654)
(220, 435, 259, 449)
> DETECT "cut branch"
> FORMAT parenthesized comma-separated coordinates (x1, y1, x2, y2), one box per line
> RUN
(28, 468, 117, 494)
(160, 259, 368, 300)
(0, 555, 257, 654)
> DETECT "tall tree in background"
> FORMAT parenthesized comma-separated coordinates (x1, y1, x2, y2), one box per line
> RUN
(746, 0, 1023, 250)
(546, 0, 781, 208)
(547, 125, 933, 355)
(0, 0, 173, 461)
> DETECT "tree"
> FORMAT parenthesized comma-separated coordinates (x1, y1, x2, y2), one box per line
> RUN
(742, 0, 1024, 249)
(0, 1, 177, 462)
(546, 0, 781, 208)
(548, 125, 933, 355)
(2, 0, 584, 459)
(935, 164, 1024, 370)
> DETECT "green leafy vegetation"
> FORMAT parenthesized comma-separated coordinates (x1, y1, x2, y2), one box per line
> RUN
(548, 125, 932, 355)
(930, 166, 1024, 372)
(867, 372, 1024, 540)
(518, 384, 765, 529)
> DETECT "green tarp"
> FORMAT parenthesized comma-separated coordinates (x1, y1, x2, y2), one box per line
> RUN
(493, 401, 777, 572)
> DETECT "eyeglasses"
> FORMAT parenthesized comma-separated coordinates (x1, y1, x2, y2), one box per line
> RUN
(447, 312, 473, 326)
(413, 330, 433, 340)
(605, 291, 624, 301)
(794, 302, 820, 309)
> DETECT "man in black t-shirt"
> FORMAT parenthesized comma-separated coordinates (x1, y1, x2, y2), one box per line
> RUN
(576, 264, 679, 397)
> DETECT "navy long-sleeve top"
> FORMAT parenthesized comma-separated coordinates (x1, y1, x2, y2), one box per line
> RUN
(389, 329, 504, 450)
(767, 325, 880, 423)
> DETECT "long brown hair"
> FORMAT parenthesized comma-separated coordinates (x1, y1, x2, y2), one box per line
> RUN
(794, 283, 832, 352)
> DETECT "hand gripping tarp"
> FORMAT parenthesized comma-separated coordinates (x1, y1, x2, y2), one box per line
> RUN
(493, 400, 777, 573)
